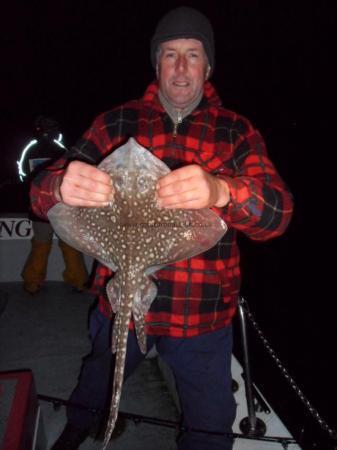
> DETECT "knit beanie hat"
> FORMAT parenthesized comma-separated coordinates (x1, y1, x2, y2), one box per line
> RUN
(151, 6, 215, 75)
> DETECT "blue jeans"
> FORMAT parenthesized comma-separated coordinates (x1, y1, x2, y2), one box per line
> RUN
(68, 308, 236, 450)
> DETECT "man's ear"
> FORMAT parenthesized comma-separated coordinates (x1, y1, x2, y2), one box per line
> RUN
(156, 64, 159, 79)
(206, 65, 211, 80)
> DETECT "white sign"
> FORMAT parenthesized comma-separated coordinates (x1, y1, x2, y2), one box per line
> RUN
(0, 218, 33, 240)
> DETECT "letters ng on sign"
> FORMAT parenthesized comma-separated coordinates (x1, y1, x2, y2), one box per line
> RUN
(0, 219, 33, 239)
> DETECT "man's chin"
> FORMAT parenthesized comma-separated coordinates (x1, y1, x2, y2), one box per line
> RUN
(169, 95, 193, 110)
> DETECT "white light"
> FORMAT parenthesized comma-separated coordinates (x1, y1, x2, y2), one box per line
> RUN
(17, 139, 38, 182)
(53, 138, 67, 150)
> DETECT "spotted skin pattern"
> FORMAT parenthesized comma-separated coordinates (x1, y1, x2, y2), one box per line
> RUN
(48, 138, 227, 449)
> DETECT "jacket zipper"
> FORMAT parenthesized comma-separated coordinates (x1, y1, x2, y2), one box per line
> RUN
(172, 111, 183, 138)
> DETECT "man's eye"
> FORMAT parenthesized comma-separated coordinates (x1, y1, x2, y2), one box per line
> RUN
(165, 52, 175, 58)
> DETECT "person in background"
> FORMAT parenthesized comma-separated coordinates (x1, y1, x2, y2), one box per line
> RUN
(18, 115, 88, 294)
(31, 7, 293, 450)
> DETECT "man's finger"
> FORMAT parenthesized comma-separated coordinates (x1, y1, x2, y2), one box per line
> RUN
(157, 165, 200, 188)
(157, 177, 195, 198)
(157, 188, 200, 207)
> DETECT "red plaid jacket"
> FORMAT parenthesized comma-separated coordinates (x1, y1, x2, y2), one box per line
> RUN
(31, 81, 293, 337)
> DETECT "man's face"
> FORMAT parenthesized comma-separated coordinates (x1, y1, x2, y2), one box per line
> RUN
(157, 39, 209, 110)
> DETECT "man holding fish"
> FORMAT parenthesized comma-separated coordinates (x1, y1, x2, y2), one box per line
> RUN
(32, 6, 293, 450)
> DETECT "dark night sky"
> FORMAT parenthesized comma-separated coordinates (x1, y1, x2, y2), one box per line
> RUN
(2, 1, 333, 163)
(1, 1, 337, 447)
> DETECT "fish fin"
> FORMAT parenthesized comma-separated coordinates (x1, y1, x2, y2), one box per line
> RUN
(106, 275, 122, 314)
(132, 280, 157, 354)
(134, 278, 157, 314)
(133, 309, 147, 354)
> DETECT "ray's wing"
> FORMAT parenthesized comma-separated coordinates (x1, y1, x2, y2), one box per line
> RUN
(48, 203, 118, 272)
(145, 207, 227, 270)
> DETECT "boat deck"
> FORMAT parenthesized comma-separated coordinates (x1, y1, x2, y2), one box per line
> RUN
(0, 281, 300, 449)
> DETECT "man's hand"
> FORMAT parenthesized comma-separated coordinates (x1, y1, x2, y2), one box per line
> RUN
(156, 165, 230, 209)
(55, 161, 114, 207)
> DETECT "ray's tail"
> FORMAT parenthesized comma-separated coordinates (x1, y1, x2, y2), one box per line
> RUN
(102, 279, 134, 449)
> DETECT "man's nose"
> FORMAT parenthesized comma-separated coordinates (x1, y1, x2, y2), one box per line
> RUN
(176, 55, 188, 72)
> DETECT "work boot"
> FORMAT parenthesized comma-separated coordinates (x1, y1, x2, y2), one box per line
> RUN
(58, 240, 89, 291)
(50, 423, 89, 450)
(21, 239, 52, 294)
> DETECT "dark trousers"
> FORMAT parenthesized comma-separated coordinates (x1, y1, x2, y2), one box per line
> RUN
(68, 308, 236, 450)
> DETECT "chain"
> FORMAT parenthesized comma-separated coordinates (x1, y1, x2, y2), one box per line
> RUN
(38, 394, 297, 446)
(239, 297, 337, 441)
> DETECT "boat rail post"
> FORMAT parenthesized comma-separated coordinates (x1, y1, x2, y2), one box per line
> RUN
(237, 296, 266, 436)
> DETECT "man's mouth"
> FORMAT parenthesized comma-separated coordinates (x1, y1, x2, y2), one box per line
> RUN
(172, 81, 189, 87)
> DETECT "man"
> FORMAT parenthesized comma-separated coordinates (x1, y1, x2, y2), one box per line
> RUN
(32, 7, 293, 450)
